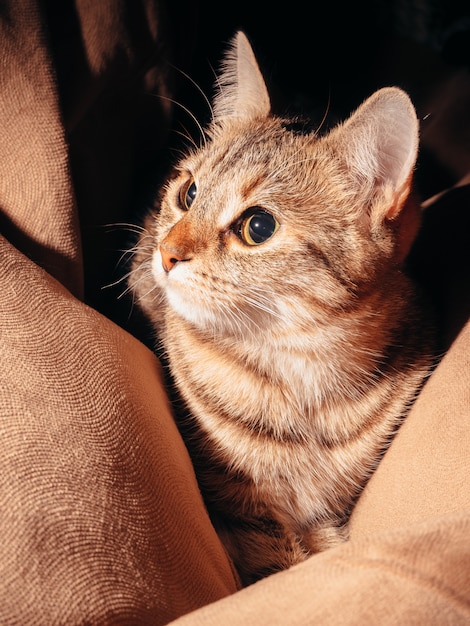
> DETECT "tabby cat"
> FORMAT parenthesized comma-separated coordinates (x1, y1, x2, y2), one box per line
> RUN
(130, 31, 435, 585)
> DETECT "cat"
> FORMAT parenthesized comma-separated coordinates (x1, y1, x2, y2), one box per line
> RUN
(129, 31, 435, 586)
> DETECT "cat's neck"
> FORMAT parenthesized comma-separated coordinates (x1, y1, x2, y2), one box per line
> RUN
(166, 279, 415, 408)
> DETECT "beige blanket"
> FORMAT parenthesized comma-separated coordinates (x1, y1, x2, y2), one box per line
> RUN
(0, 1, 469, 623)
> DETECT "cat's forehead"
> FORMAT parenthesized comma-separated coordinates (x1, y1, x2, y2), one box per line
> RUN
(187, 119, 318, 181)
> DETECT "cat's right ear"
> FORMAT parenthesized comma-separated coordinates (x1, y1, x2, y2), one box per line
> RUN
(212, 31, 271, 123)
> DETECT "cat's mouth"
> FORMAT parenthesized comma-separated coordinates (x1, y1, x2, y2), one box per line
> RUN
(151, 248, 281, 336)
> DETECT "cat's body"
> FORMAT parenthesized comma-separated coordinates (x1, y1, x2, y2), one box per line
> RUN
(130, 32, 435, 585)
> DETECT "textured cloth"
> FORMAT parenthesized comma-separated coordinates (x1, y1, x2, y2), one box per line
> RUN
(0, 235, 238, 622)
(0, 1, 469, 624)
(0, 1, 238, 623)
(170, 512, 470, 625)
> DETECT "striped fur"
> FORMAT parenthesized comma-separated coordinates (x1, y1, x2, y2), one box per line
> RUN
(130, 32, 435, 585)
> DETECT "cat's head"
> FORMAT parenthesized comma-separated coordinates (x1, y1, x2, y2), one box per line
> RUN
(135, 32, 421, 340)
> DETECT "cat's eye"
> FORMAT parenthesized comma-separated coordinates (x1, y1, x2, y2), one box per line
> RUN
(179, 178, 197, 210)
(237, 208, 280, 246)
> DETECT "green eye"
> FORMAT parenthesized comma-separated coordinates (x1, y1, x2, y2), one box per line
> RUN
(179, 178, 197, 210)
(238, 208, 280, 245)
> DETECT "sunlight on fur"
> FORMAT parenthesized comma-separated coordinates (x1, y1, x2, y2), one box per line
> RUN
(129, 31, 436, 586)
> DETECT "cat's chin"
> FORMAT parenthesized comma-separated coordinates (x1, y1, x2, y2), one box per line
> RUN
(164, 286, 211, 329)
(151, 248, 280, 338)
(164, 285, 268, 339)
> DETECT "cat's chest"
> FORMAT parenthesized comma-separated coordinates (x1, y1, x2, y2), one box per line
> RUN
(166, 317, 309, 419)
(163, 313, 403, 524)
(166, 317, 367, 454)
(170, 335, 366, 520)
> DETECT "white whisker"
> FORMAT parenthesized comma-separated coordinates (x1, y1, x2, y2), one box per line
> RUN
(244, 293, 282, 321)
(172, 126, 199, 151)
(170, 63, 214, 121)
(314, 90, 331, 136)
(158, 94, 207, 149)
(103, 221, 147, 235)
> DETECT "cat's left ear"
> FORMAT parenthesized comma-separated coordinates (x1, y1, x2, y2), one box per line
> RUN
(212, 31, 271, 123)
(335, 87, 419, 221)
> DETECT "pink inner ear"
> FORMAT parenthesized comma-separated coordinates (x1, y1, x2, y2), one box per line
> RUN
(385, 174, 413, 220)
(386, 181, 422, 263)
(340, 89, 419, 204)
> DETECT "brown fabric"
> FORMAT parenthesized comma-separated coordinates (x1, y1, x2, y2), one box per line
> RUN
(170, 512, 470, 625)
(350, 315, 470, 536)
(1, 1, 469, 624)
(0, 1, 238, 623)
(0, 235, 238, 622)
(0, 0, 83, 297)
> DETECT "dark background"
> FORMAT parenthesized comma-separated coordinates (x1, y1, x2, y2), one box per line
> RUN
(170, 0, 470, 196)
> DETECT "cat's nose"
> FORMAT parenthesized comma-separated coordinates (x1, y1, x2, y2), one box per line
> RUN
(160, 244, 187, 272)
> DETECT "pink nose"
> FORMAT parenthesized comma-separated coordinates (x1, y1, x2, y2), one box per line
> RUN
(160, 245, 185, 272)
